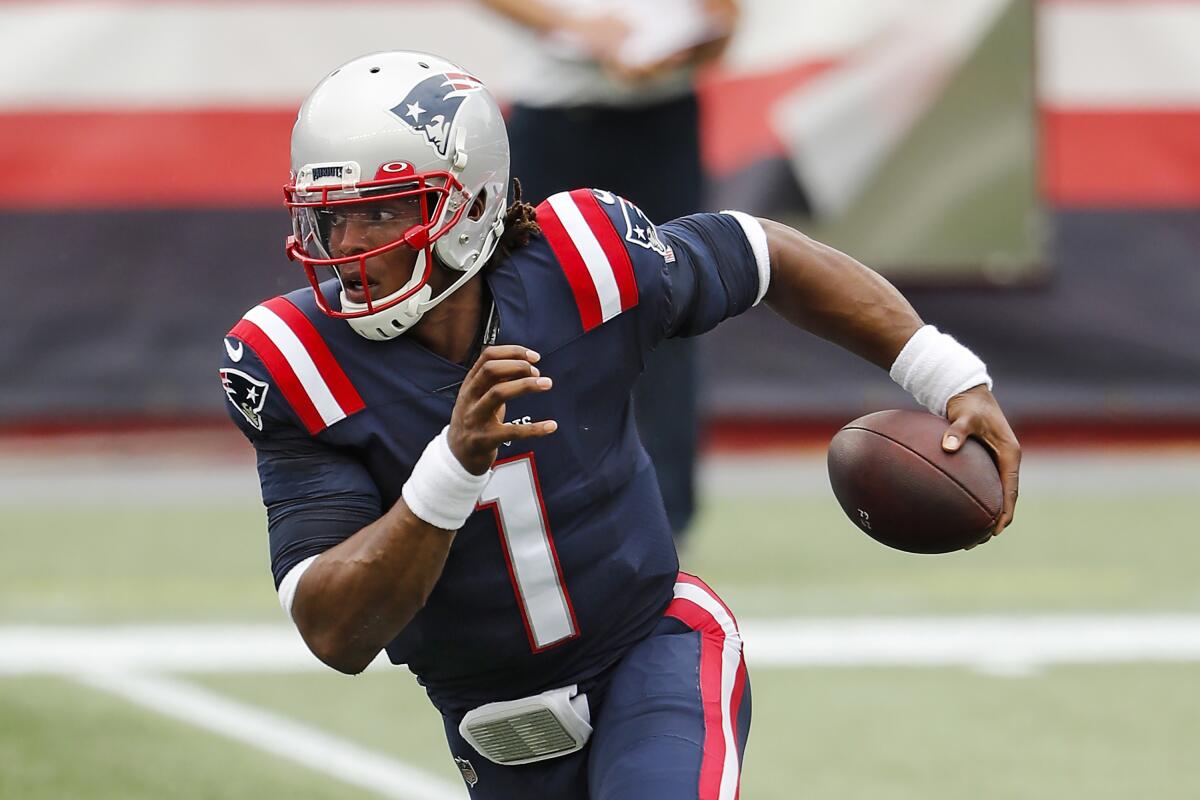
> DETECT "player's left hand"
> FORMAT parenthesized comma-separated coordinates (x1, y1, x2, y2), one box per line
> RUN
(448, 345, 559, 475)
(942, 385, 1021, 540)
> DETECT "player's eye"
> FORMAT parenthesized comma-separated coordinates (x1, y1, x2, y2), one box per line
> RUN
(318, 198, 424, 234)
(319, 209, 348, 228)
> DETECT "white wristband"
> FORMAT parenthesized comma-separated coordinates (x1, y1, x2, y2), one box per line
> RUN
(889, 325, 992, 417)
(401, 426, 492, 531)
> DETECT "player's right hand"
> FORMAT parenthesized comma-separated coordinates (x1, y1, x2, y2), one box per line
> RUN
(944, 385, 1021, 537)
(448, 345, 558, 475)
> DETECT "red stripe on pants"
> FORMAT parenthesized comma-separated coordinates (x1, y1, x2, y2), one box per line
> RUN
(665, 573, 743, 800)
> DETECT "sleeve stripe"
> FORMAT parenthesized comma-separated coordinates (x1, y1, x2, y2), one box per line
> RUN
(231, 301, 363, 434)
(540, 189, 638, 332)
(230, 317, 325, 434)
(720, 210, 771, 306)
(548, 192, 623, 325)
(264, 297, 365, 417)
(571, 189, 638, 312)
(241, 306, 342, 427)
(538, 197, 604, 331)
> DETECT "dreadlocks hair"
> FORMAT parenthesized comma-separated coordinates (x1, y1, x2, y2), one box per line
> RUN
(491, 178, 541, 265)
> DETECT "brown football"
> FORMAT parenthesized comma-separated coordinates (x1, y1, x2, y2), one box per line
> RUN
(827, 410, 1002, 554)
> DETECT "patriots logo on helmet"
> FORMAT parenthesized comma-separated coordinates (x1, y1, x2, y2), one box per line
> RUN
(390, 72, 483, 158)
(220, 367, 270, 431)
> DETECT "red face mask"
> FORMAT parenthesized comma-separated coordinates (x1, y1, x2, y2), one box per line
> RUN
(284, 168, 468, 318)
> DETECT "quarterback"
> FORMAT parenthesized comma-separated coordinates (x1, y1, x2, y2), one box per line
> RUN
(220, 51, 1020, 799)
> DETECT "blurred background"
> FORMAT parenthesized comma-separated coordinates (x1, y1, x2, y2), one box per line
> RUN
(2, 1, 1199, 798)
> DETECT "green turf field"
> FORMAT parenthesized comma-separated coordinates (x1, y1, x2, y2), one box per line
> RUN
(2, 448, 1199, 798)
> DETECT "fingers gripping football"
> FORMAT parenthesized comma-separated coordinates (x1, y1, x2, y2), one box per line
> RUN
(448, 345, 558, 475)
(944, 386, 1022, 540)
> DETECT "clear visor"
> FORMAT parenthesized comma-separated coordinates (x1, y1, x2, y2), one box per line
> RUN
(290, 184, 440, 263)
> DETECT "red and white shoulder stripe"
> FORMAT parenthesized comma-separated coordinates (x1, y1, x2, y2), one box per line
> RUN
(229, 297, 364, 435)
(536, 188, 639, 332)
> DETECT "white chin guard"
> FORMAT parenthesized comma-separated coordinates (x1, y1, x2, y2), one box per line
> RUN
(342, 284, 432, 341)
(340, 248, 435, 341)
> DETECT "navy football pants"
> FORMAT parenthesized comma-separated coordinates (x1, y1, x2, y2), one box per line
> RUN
(442, 574, 752, 799)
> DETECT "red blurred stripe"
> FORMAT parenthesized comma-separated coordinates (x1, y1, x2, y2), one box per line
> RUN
(0, 60, 840, 208)
(2, 415, 1200, 447)
(1042, 109, 1200, 207)
(11, 95, 1198, 213)
(696, 59, 839, 177)
(0, 109, 293, 209)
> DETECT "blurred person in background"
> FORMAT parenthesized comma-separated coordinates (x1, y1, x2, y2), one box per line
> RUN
(479, 0, 739, 541)
(219, 50, 1019, 799)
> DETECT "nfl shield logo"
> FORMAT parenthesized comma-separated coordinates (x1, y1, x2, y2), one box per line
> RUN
(454, 756, 479, 788)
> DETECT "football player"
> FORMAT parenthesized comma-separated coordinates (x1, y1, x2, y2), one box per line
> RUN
(220, 51, 1020, 799)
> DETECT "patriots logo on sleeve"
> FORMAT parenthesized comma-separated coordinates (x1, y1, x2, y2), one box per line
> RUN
(221, 368, 270, 431)
(390, 72, 483, 158)
(618, 197, 670, 259)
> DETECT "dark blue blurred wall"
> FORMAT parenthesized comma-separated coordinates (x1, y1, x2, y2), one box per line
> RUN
(2, 208, 1197, 426)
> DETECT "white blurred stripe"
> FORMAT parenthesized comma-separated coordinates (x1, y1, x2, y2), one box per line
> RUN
(0, 0, 1000, 108)
(740, 616, 1200, 670)
(0, 1, 512, 108)
(772, 0, 1007, 216)
(1039, 2, 1200, 107)
(0, 624, 348, 674)
(727, 0, 1001, 72)
(78, 671, 464, 800)
(7, 618, 1200, 675)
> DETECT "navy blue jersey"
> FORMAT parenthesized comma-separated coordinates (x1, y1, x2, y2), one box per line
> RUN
(220, 190, 765, 712)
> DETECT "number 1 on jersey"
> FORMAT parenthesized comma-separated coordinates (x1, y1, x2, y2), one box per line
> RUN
(477, 453, 579, 652)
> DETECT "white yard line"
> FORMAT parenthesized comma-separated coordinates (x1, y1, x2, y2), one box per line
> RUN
(8, 617, 1200, 800)
(0, 623, 325, 675)
(739, 615, 1200, 670)
(6, 617, 1200, 676)
(75, 671, 465, 800)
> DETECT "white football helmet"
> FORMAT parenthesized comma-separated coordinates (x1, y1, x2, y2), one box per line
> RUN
(285, 51, 509, 340)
